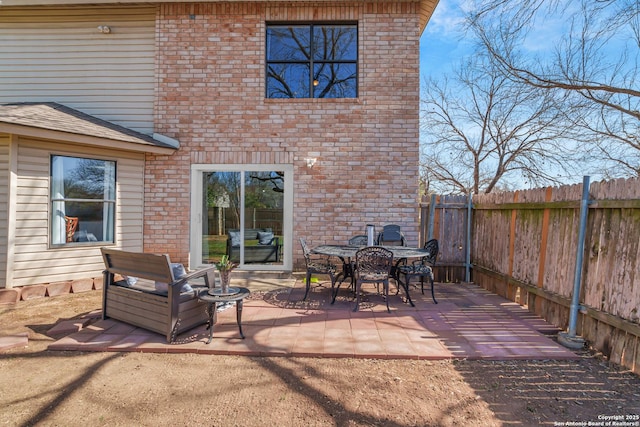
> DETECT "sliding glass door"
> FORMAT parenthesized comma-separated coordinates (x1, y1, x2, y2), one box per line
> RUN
(190, 164, 293, 271)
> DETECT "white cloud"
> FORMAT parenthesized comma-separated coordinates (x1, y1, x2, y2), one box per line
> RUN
(421, 0, 477, 77)
(425, 0, 467, 38)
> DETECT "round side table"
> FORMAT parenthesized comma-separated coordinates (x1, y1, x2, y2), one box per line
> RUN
(197, 287, 250, 344)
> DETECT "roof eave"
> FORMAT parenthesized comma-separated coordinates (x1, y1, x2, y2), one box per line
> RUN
(419, 0, 439, 35)
(0, 0, 440, 32)
(0, 122, 177, 155)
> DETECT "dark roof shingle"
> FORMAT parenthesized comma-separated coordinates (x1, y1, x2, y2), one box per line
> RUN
(0, 102, 177, 151)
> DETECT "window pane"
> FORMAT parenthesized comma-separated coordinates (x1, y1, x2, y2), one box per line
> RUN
(64, 201, 114, 242)
(266, 23, 357, 99)
(202, 171, 241, 264)
(201, 170, 284, 267)
(313, 63, 357, 98)
(51, 155, 115, 245)
(266, 26, 310, 61)
(59, 157, 114, 199)
(313, 25, 357, 61)
(266, 63, 310, 98)
(244, 171, 284, 266)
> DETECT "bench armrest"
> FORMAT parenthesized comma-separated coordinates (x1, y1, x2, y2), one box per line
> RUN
(170, 265, 217, 289)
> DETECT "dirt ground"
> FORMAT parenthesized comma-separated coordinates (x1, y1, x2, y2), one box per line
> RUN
(1, 290, 640, 427)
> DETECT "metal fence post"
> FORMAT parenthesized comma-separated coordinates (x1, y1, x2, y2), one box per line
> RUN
(558, 175, 590, 349)
(465, 192, 472, 283)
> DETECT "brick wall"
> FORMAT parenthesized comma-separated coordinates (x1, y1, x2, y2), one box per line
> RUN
(146, 2, 421, 268)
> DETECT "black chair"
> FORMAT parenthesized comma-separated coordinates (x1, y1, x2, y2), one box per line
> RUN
(396, 239, 439, 304)
(299, 238, 338, 301)
(353, 246, 394, 313)
(377, 224, 406, 246)
(334, 234, 369, 296)
(376, 225, 407, 286)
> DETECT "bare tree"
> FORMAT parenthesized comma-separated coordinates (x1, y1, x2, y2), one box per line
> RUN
(421, 51, 572, 194)
(469, 0, 640, 177)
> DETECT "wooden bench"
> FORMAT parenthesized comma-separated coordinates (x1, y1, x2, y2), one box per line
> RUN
(226, 228, 281, 263)
(101, 247, 216, 343)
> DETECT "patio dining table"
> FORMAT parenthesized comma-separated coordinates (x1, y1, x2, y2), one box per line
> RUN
(311, 244, 433, 307)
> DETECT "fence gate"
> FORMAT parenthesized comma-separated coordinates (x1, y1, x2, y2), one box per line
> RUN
(420, 194, 471, 283)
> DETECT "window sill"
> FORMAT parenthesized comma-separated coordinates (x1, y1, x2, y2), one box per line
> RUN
(50, 242, 113, 249)
(264, 98, 362, 105)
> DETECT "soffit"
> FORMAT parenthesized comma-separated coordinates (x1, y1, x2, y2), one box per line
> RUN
(0, 0, 439, 32)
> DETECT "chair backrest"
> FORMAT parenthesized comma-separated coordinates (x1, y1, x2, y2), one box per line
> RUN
(299, 238, 320, 267)
(423, 239, 439, 265)
(377, 224, 406, 246)
(355, 246, 394, 277)
(348, 235, 368, 245)
(299, 237, 311, 258)
(382, 224, 401, 233)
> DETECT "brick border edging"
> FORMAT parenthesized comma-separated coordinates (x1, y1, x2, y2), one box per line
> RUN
(0, 276, 103, 305)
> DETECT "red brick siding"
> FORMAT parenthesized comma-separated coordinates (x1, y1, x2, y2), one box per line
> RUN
(147, 2, 420, 268)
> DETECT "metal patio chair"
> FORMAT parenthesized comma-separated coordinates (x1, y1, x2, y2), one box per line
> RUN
(299, 238, 338, 301)
(377, 224, 406, 246)
(353, 246, 394, 313)
(333, 234, 370, 296)
(396, 239, 439, 304)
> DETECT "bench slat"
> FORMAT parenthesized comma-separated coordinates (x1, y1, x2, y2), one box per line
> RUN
(102, 249, 174, 283)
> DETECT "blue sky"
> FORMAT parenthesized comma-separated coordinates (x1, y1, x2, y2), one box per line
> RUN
(418, 0, 574, 79)
(418, 0, 630, 82)
(419, 0, 471, 79)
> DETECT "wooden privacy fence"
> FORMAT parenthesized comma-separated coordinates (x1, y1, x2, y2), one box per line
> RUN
(471, 176, 640, 374)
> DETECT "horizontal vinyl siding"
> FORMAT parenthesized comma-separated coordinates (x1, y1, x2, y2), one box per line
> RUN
(11, 138, 145, 287)
(0, 139, 9, 287)
(0, 6, 156, 134)
(116, 166, 145, 250)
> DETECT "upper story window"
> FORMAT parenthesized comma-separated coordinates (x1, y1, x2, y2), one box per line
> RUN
(50, 155, 116, 246)
(266, 23, 358, 98)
